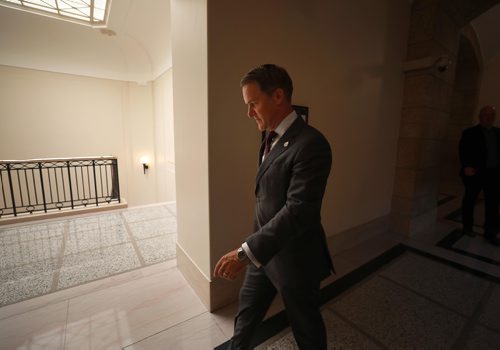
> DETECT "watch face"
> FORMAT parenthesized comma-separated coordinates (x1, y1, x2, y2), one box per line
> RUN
(237, 248, 246, 261)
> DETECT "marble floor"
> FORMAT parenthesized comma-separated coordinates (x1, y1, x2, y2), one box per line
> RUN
(1, 196, 500, 349)
(445, 198, 486, 229)
(0, 203, 177, 307)
(438, 228, 500, 266)
(438, 193, 500, 266)
(260, 247, 500, 349)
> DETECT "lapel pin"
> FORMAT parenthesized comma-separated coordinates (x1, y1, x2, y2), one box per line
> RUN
(284, 141, 289, 147)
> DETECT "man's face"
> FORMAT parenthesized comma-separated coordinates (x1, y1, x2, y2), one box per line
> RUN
(242, 82, 278, 132)
(479, 107, 496, 128)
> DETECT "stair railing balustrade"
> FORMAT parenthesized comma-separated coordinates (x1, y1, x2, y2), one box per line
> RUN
(0, 156, 120, 218)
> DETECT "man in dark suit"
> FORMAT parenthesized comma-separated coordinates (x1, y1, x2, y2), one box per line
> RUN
(459, 105, 500, 246)
(214, 64, 333, 349)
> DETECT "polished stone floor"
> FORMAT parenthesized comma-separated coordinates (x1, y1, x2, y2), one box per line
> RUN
(452, 234, 500, 263)
(262, 249, 500, 349)
(1, 195, 500, 349)
(257, 194, 500, 350)
(439, 195, 500, 265)
(0, 203, 177, 307)
(445, 198, 486, 230)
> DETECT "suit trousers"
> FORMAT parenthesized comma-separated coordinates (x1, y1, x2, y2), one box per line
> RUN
(461, 169, 500, 237)
(228, 264, 326, 350)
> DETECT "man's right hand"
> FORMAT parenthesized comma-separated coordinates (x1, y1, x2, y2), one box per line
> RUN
(464, 167, 477, 176)
(214, 249, 248, 281)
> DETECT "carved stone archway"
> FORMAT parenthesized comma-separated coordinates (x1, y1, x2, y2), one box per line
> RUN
(390, 0, 500, 236)
(439, 30, 482, 195)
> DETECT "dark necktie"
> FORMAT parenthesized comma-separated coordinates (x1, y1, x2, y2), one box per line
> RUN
(264, 131, 278, 159)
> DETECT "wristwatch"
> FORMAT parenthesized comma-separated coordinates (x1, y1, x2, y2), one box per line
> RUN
(237, 247, 248, 262)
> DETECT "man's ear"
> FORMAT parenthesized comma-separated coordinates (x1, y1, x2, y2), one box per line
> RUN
(273, 88, 285, 105)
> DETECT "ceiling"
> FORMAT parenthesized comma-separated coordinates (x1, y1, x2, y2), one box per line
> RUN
(0, 1, 498, 83)
(0, 0, 171, 83)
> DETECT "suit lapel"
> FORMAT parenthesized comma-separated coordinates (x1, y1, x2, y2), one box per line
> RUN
(256, 116, 306, 185)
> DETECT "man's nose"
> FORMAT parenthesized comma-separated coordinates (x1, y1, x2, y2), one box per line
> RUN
(247, 107, 255, 118)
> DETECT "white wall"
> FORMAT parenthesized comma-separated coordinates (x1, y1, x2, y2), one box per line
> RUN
(169, 0, 411, 309)
(171, 0, 210, 279)
(0, 66, 124, 160)
(153, 68, 176, 202)
(0, 65, 174, 206)
(123, 81, 158, 205)
(478, 54, 500, 121)
(207, 0, 411, 270)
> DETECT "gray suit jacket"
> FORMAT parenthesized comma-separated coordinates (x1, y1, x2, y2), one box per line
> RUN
(246, 116, 334, 289)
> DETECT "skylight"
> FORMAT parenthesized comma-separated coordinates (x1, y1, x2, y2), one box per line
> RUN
(0, 0, 111, 27)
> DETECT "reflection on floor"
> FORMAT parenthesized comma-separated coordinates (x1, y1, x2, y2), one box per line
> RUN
(260, 247, 500, 349)
(1, 195, 500, 349)
(439, 192, 500, 268)
(438, 229, 500, 266)
(0, 203, 177, 306)
(445, 198, 486, 230)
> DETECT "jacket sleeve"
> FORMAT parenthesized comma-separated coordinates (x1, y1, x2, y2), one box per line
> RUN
(245, 134, 332, 266)
(459, 129, 471, 168)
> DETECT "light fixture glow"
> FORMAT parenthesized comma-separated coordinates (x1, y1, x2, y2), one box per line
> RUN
(140, 156, 150, 175)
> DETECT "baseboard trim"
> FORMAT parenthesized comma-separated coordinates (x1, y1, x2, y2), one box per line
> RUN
(176, 242, 245, 312)
(176, 242, 211, 310)
(328, 215, 390, 256)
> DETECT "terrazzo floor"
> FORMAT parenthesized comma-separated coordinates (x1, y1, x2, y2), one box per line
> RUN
(437, 192, 500, 266)
(436, 228, 500, 266)
(452, 234, 500, 263)
(260, 249, 500, 349)
(445, 198, 489, 229)
(0, 202, 177, 307)
(247, 192, 500, 350)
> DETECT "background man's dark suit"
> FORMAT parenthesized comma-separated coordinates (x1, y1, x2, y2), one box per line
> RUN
(459, 124, 500, 240)
(232, 115, 334, 349)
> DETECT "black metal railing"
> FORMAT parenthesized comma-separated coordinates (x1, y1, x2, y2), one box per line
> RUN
(0, 156, 121, 218)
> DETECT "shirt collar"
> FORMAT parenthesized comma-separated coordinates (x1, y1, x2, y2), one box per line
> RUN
(274, 110, 298, 138)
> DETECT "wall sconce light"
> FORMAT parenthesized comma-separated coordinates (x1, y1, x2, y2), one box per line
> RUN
(140, 156, 150, 174)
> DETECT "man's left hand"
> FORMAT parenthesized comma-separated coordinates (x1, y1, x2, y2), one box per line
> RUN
(214, 249, 248, 280)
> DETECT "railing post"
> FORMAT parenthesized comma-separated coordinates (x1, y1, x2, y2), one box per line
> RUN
(67, 161, 75, 209)
(92, 160, 99, 206)
(0, 168, 7, 216)
(38, 162, 48, 213)
(6, 163, 17, 217)
(113, 158, 121, 203)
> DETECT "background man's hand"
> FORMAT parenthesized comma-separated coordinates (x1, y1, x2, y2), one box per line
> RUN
(214, 249, 248, 281)
(464, 167, 477, 176)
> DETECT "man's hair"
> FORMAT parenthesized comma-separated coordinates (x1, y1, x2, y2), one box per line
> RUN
(240, 64, 293, 101)
(479, 105, 496, 115)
